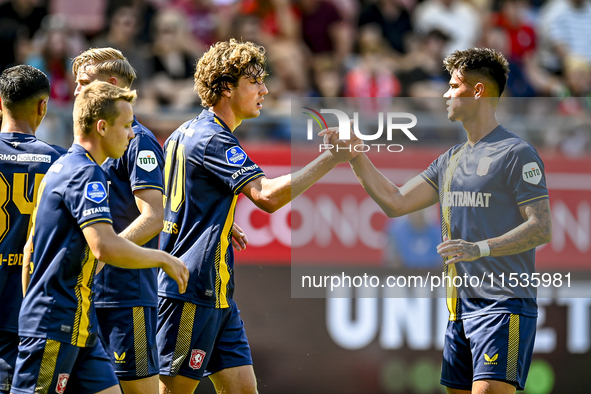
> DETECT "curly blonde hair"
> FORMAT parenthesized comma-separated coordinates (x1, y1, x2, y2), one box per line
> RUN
(194, 39, 267, 107)
(74, 80, 136, 136)
(72, 47, 137, 88)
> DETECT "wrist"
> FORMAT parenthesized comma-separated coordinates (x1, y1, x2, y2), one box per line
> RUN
(476, 240, 490, 257)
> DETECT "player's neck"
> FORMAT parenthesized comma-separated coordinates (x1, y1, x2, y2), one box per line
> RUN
(462, 110, 499, 146)
(209, 106, 241, 132)
(0, 117, 36, 136)
(74, 136, 107, 164)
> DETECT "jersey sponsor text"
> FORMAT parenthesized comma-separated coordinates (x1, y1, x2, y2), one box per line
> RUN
(442, 191, 491, 208)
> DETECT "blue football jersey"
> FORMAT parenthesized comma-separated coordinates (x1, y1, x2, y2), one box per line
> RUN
(94, 119, 164, 308)
(19, 144, 113, 347)
(158, 110, 265, 308)
(421, 126, 549, 320)
(0, 133, 63, 333)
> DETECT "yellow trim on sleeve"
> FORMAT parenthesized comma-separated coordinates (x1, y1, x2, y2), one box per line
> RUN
(517, 195, 549, 206)
(420, 173, 439, 190)
(79, 218, 113, 229)
(234, 173, 265, 195)
(131, 184, 164, 192)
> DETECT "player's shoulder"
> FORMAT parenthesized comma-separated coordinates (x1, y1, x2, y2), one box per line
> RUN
(497, 126, 540, 158)
(132, 118, 158, 139)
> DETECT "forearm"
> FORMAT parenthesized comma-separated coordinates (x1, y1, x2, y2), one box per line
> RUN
(349, 154, 404, 217)
(22, 238, 32, 296)
(254, 151, 339, 212)
(118, 211, 163, 246)
(487, 218, 552, 257)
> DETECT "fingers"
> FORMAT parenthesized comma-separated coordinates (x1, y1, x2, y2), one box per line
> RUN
(231, 222, 248, 251)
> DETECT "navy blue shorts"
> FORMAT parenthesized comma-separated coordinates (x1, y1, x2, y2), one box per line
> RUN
(11, 336, 119, 394)
(0, 331, 19, 393)
(96, 306, 159, 380)
(157, 297, 252, 380)
(441, 313, 536, 391)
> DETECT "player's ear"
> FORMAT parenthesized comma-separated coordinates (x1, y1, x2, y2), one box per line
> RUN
(108, 76, 118, 87)
(474, 82, 485, 99)
(38, 98, 48, 119)
(96, 119, 107, 137)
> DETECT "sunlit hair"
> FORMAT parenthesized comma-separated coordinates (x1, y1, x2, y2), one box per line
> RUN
(194, 39, 267, 107)
(0, 65, 50, 109)
(443, 48, 510, 97)
(72, 47, 137, 88)
(74, 80, 136, 136)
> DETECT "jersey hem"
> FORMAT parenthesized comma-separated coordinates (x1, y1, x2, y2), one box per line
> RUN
(158, 292, 230, 309)
(455, 309, 538, 320)
(132, 184, 164, 192)
(94, 301, 158, 308)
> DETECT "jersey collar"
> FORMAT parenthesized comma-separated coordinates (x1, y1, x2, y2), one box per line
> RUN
(69, 143, 98, 163)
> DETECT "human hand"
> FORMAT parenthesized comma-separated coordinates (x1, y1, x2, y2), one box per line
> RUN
(318, 121, 364, 163)
(436, 238, 481, 264)
(232, 222, 249, 251)
(161, 254, 190, 293)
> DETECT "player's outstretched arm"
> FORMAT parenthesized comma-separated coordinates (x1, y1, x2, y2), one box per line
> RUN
(241, 138, 362, 213)
(119, 188, 164, 246)
(437, 199, 552, 264)
(82, 222, 189, 293)
(349, 154, 439, 217)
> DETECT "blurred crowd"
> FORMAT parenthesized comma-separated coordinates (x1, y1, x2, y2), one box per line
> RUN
(1, 0, 590, 150)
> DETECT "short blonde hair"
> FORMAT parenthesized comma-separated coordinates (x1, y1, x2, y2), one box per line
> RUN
(194, 39, 267, 108)
(74, 80, 136, 136)
(72, 47, 137, 88)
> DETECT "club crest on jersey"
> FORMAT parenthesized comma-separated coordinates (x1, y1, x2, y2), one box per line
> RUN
(189, 349, 206, 370)
(477, 157, 494, 176)
(137, 150, 158, 172)
(85, 182, 107, 203)
(523, 162, 542, 185)
(56, 373, 69, 394)
(226, 146, 247, 166)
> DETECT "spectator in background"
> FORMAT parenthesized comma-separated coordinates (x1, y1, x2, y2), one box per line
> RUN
(309, 54, 344, 97)
(345, 24, 400, 107)
(396, 29, 449, 96)
(238, 0, 300, 42)
(413, 0, 481, 55)
(143, 8, 201, 111)
(547, 0, 591, 68)
(383, 208, 442, 268)
(105, 0, 158, 45)
(490, 0, 536, 63)
(358, 0, 413, 55)
(0, 0, 48, 71)
(173, 0, 221, 48)
(92, 6, 150, 88)
(298, 0, 353, 66)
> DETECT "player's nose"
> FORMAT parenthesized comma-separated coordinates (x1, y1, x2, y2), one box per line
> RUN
(260, 83, 268, 95)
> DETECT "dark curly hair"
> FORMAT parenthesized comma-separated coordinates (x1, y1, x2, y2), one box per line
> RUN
(443, 48, 510, 97)
(194, 39, 267, 107)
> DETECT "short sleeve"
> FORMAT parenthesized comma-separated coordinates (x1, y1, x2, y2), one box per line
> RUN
(64, 164, 113, 229)
(504, 142, 549, 206)
(126, 132, 165, 193)
(420, 155, 442, 192)
(203, 132, 265, 194)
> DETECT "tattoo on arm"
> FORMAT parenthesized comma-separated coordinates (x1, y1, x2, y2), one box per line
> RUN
(488, 199, 552, 257)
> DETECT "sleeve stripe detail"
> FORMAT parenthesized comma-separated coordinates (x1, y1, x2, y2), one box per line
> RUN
(80, 218, 113, 229)
(131, 185, 164, 192)
(517, 195, 549, 205)
(234, 172, 265, 195)
(420, 173, 439, 190)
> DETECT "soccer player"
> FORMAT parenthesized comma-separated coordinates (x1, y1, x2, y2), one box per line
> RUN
(0, 65, 63, 394)
(11, 81, 189, 394)
(71, 47, 167, 394)
(327, 48, 552, 393)
(71, 48, 249, 394)
(156, 39, 357, 394)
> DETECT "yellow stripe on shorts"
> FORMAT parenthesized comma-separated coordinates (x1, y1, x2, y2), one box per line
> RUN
(171, 302, 196, 376)
(36, 339, 61, 394)
(133, 307, 149, 377)
(506, 314, 520, 382)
